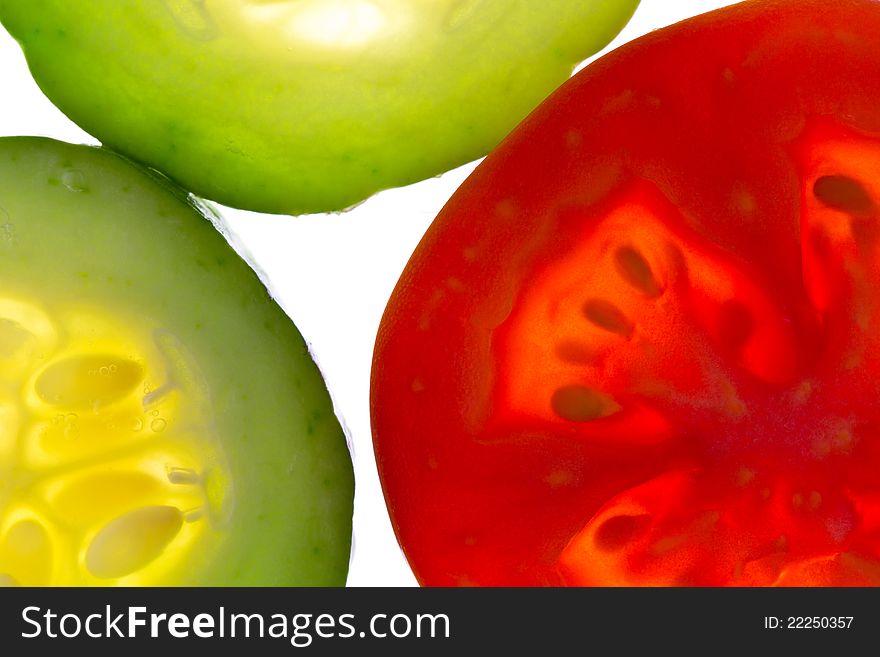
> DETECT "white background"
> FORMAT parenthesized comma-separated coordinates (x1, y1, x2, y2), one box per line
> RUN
(0, 0, 739, 586)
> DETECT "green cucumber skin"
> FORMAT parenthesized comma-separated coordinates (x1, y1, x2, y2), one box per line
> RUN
(0, 1, 639, 214)
(0, 136, 354, 585)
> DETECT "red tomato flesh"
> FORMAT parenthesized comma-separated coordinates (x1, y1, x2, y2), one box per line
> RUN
(371, 0, 880, 586)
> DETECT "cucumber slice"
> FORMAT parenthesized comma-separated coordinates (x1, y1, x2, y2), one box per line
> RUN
(0, 0, 639, 213)
(0, 137, 353, 585)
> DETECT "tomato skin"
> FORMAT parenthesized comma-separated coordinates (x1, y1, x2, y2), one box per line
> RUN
(372, 0, 880, 586)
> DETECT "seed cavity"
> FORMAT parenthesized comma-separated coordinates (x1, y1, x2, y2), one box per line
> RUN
(0, 319, 31, 359)
(48, 471, 160, 525)
(614, 246, 661, 297)
(551, 385, 619, 422)
(1, 301, 225, 585)
(813, 175, 873, 215)
(85, 506, 183, 579)
(35, 355, 144, 409)
(0, 519, 52, 586)
(594, 514, 650, 551)
(582, 299, 634, 338)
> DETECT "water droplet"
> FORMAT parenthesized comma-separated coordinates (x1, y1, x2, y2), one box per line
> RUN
(61, 169, 87, 193)
(131, 417, 144, 432)
(162, 0, 217, 40)
(150, 418, 167, 433)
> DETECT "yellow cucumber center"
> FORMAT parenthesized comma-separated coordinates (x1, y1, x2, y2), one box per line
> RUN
(0, 296, 228, 586)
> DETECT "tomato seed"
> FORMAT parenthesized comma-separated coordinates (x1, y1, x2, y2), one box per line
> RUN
(813, 174, 873, 215)
(614, 246, 661, 298)
(593, 514, 651, 552)
(582, 299, 634, 338)
(550, 384, 618, 422)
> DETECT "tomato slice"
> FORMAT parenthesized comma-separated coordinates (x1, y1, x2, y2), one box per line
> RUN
(372, 0, 880, 586)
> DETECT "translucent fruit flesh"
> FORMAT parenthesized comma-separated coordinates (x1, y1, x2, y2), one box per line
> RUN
(370, 0, 880, 586)
(0, 137, 353, 586)
(0, 0, 639, 213)
(0, 298, 224, 585)
(498, 144, 880, 584)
